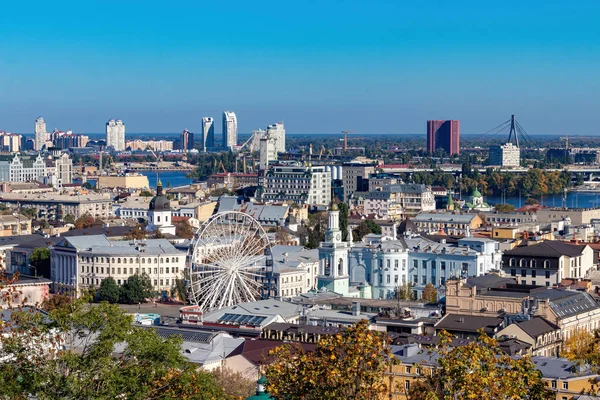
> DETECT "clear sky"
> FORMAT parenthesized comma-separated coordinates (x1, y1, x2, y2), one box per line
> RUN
(0, 1, 598, 135)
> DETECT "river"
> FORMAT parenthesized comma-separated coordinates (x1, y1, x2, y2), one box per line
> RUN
(139, 170, 195, 188)
(485, 191, 600, 209)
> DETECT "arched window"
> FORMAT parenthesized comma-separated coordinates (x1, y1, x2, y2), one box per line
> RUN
(338, 258, 344, 276)
(157, 216, 161, 223)
(520, 259, 527, 267)
(509, 258, 516, 267)
(123, 258, 127, 264)
(117, 258, 121, 263)
(544, 260, 550, 268)
(165, 258, 169, 263)
(172, 257, 176, 263)
(142, 258, 145, 264)
(530, 260, 537, 268)
(129, 258, 133, 264)
(111, 258, 115, 263)
(154, 258, 158, 264)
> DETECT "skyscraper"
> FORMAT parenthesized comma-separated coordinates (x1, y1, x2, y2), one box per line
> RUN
(106, 119, 126, 151)
(222, 111, 237, 149)
(427, 120, 460, 155)
(34, 117, 47, 151)
(266, 122, 286, 153)
(202, 117, 215, 150)
(180, 129, 194, 151)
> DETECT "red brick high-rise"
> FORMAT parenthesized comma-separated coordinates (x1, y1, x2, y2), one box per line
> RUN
(427, 120, 460, 155)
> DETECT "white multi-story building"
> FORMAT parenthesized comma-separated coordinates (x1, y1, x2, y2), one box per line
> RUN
(34, 117, 47, 151)
(267, 122, 285, 153)
(46, 153, 73, 184)
(222, 111, 237, 149)
(349, 235, 502, 300)
(249, 129, 266, 152)
(50, 234, 186, 296)
(489, 142, 520, 167)
(106, 119, 126, 151)
(364, 184, 436, 220)
(202, 117, 215, 150)
(0, 153, 46, 182)
(270, 245, 319, 297)
(259, 136, 277, 170)
(259, 163, 331, 205)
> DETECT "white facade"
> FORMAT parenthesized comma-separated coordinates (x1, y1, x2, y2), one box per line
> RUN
(259, 136, 277, 170)
(202, 117, 215, 150)
(267, 122, 285, 153)
(54, 153, 73, 184)
(106, 119, 126, 151)
(260, 163, 331, 205)
(271, 245, 319, 297)
(489, 143, 520, 167)
(222, 111, 237, 149)
(364, 184, 436, 220)
(0, 153, 46, 182)
(349, 235, 503, 300)
(50, 235, 185, 296)
(34, 117, 47, 151)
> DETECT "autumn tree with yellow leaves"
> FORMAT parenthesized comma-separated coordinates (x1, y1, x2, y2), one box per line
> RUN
(407, 330, 553, 400)
(265, 319, 393, 400)
(561, 328, 600, 366)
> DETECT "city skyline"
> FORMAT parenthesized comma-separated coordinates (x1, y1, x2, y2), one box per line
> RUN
(0, 2, 599, 135)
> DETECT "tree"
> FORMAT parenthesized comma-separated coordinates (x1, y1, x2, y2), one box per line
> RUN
(42, 294, 72, 311)
(352, 220, 382, 242)
(82, 181, 94, 190)
(140, 190, 153, 197)
(153, 229, 166, 239)
(97, 277, 120, 303)
(170, 278, 188, 303)
(0, 295, 230, 399)
(561, 328, 600, 366)
(494, 203, 515, 212)
(21, 207, 37, 219)
(63, 214, 76, 224)
(29, 247, 51, 278)
(275, 229, 291, 244)
(266, 320, 393, 399)
(338, 202, 349, 241)
(175, 220, 195, 239)
(211, 367, 255, 398)
(420, 283, 438, 304)
(396, 283, 415, 301)
(74, 214, 95, 229)
(525, 197, 540, 205)
(408, 330, 553, 400)
(120, 273, 154, 304)
(123, 223, 148, 240)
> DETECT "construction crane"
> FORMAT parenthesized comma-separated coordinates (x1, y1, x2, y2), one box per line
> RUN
(342, 130, 355, 151)
(319, 144, 326, 160)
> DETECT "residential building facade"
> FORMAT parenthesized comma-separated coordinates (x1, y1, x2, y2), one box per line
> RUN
(0, 153, 47, 182)
(202, 117, 215, 150)
(50, 235, 185, 296)
(364, 184, 436, 220)
(222, 111, 237, 149)
(489, 142, 521, 167)
(106, 119, 125, 151)
(180, 129, 194, 151)
(34, 116, 47, 151)
(343, 163, 376, 200)
(426, 119, 460, 155)
(259, 163, 331, 205)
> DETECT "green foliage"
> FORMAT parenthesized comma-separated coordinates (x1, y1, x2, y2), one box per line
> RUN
(0, 297, 229, 399)
(266, 320, 393, 399)
(119, 273, 153, 304)
(352, 220, 382, 242)
(190, 151, 237, 180)
(97, 277, 120, 304)
(170, 278, 188, 303)
(396, 283, 415, 301)
(29, 247, 51, 278)
(408, 330, 553, 400)
(525, 197, 540, 205)
(82, 181, 95, 190)
(63, 214, 76, 224)
(494, 203, 515, 212)
(21, 207, 37, 219)
(338, 202, 349, 242)
(139, 190, 153, 197)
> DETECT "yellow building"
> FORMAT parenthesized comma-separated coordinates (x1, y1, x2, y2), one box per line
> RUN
(0, 214, 31, 236)
(97, 174, 150, 189)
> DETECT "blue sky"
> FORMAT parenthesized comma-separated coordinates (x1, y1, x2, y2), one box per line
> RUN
(0, 1, 598, 135)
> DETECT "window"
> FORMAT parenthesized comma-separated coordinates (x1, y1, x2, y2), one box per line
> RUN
(142, 258, 145, 264)
(441, 261, 446, 270)
(395, 260, 399, 269)
(422, 275, 426, 284)
(544, 260, 550, 268)
(546, 282, 550, 287)
(406, 366, 412, 374)
(422, 260, 427, 269)
(117, 268, 121, 274)
(551, 381, 556, 389)
(562, 382, 568, 390)
(111, 258, 115, 263)
(511, 269, 517, 277)
(378, 274, 383, 284)
(123, 258, 127, 264)
(509, 258, 516, 267)
(404, 381, 410, 390)
(530, 260, 536, 268)
(129, 268, 133, 275)
(413, 260, 418, 269)
(166, 267, 170, 274)
(521, 269, 527, 277)
(129, 258, 133, 264)
(166, 257, 170, 263)
(532, 270, 537, 278)
(386, 275, 390, 284)
(522, 280, 526, 285)
(118, 258, 121, 263)
(386, 260, 390, 268)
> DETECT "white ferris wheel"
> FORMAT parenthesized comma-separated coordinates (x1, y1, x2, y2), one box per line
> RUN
(188, 211, 273, 311)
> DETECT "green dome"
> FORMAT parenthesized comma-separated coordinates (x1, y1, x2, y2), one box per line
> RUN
(472, 187, 482, 198)
(246, 376, 274, 400)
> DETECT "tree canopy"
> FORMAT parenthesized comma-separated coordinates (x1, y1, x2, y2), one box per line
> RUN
(120, 273, 154, 304)
(408, 330, 553, 400)
(265, 320, 393, 399)
(29, 247, 51, 278)
(0, 292, 230, 399)
(97, 277, 120, 304)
